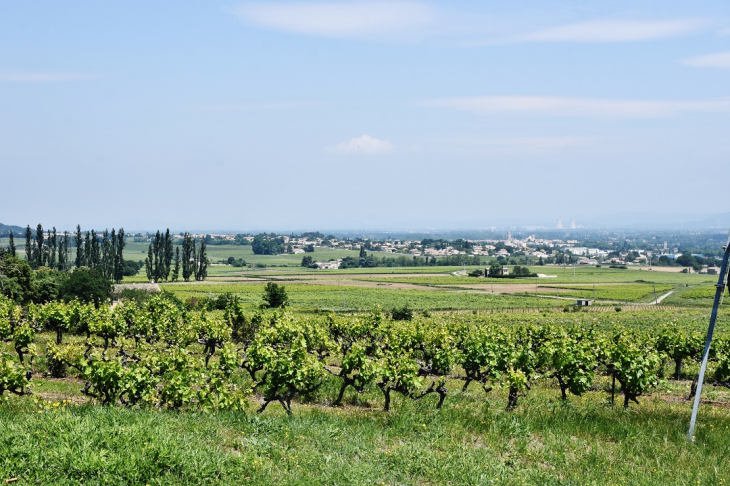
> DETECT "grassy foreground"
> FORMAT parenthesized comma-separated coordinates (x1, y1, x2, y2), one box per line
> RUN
(2, 379, 729, 486)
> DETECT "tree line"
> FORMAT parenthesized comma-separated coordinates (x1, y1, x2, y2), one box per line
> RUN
(144, 230, 208, 282)
(337, 248, 487, 269)
(7, 224, 127, 283)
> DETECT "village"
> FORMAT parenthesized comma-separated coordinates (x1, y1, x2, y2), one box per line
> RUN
(130, 230, 720, 273)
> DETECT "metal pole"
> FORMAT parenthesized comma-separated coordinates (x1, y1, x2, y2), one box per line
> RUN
(688, 230, 730, 441)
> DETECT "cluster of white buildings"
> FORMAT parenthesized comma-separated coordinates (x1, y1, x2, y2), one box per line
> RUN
(155, 231, 718, 271)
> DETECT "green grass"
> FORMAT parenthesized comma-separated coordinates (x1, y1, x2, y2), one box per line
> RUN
(1, 378, 729, 485)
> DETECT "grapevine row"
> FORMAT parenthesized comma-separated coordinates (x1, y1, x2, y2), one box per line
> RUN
(1, 294, 729, 413)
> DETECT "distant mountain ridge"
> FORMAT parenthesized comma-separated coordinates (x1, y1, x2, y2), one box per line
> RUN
(0, 223, 25, 237)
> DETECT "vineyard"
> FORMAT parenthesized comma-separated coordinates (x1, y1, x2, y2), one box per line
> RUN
(2, 294, 729, 413)
(2, 294, 730, 484)
(538, 284, 675, 301)
(680, 285, 728, 300)
(159, 283, 560, 312)
(355, 269, 715, 286)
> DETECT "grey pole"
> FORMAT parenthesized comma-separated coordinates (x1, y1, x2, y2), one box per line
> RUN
(688, 230, 730, 441)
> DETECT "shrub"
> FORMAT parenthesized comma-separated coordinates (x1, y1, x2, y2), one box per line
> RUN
(61, 268, 111, 308)
(262, 283, 288, 309)
(391, 304, 413, 321)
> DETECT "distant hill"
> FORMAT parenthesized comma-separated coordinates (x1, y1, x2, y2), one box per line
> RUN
(0, 223, 25, 237)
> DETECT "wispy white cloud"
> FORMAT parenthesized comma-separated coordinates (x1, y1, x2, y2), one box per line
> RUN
(490, 19, 706, 44)
(193, 102, 318, 111)
(683, 51, 730, 68)
(0, 70, 99, 83)
(231, 1, 434, 41)
(426, 96, 730, 118)
(326, 135, 393, 155)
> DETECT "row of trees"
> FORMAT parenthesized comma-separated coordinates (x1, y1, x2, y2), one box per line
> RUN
(10, 224, 126, 283)
(339, 248, 487, 269)
(143, 231, 208, 282)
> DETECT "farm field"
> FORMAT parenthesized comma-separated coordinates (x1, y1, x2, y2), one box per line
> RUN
(355, 267, 716, 286)
(2, 303, 730, 485)
(159, 282, 560, 312)
(537, 284, 675, 302)
(679, 285, 728, 300)
(116, 256, 722, 308)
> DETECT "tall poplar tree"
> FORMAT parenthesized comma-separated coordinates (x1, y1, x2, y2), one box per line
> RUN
(195, 237, 208, 281)
(163, 229, 173, 281)
(182, 233, 194, 282)
(90, 230, 101, 269)
(25, 226, 32, 264)
(8, 231, 15, 257)
(75, 225, 84, 268)
(145, 245, 154, 282)
(84, 231, 92, 267)
(58, 232, 66, 271)
(48, 227, 58, 269)
(99, 229, 111, 278)
(113, 228, 125, 283)
(63, 231, 70, 271)
(172, 246, 180, 282)
(151, 231, 161, 281)
(35, 224, 45, 267)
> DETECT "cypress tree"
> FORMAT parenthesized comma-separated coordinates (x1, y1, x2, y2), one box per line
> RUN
(35, 224, 45, 267)
(8, 231, 15, 257)
(145, 245, 154, 282)
(109, 229, 116, 279)
(101, 229, 108, 276)
(196, 238, 208, 281)
(75, 225, 84, 268)
(114, 228, 125, 283)
(49, 227, 57, 269)
(172, 246, 180, 282)
(192, 239, 199, 281)
(30, 239, 37, 269)
(152, 231, 162, 282)
(25, 226, 32, 264)
(64, 231, 70, 271)
(182, 233, 193, 282)
(84, 231, 92, 267)
(91, 230, 101, 269)
(163, 229, 173, 281)
(58, 233, 66, 271)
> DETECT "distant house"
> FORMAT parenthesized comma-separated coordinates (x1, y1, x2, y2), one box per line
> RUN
(316, 260, 341, 270)
(292, 248, 305, 254)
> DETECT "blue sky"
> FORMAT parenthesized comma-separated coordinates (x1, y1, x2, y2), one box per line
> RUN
(1, 1, 729, 231)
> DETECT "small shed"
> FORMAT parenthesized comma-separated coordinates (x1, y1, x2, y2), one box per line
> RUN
(576, 299, 592, 306)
